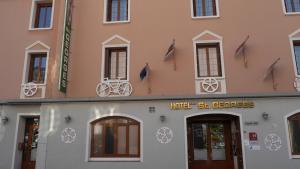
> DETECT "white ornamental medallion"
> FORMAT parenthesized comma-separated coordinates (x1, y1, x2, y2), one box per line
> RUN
(264, 133, 282, 151)
(61, 128, 76, 144)
(23, 82, 38, 97)
(156, 127, 173, 144)
(202, 77, 219, 93)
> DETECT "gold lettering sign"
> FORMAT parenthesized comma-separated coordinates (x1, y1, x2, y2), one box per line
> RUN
(170, 100, 254, 110)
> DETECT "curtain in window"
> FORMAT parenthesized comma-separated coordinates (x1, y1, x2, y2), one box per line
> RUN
(294, 45, 300, 75)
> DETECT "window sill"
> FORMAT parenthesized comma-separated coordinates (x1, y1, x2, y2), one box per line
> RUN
(88, 157, 141, 162)
(21, 83, 46, 86)
(103, 20, 130, 24)
(192, 15, 220, 20)
(284, 12, 300, 16)
(29, 27, 53, 31)
(290, 155, 300, 159)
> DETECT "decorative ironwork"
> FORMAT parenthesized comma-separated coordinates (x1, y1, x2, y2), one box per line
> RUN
(264, 133, 282, 151)
(61, 128, 76, 144)
(156, 127, 173, 144)
(202, 77, 219, 93)
(23, 82, 38, 97)
(96, 78, 132, 97)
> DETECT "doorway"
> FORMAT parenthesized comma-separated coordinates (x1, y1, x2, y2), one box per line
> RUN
(187, 114, 244, 169)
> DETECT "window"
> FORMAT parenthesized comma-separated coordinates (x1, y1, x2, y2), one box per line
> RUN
(106, 0, 128, 22)
(28, 53, 47, 84)
(293, 41, 300, 75)
(192, 0, 217, 17)
(30, 0, 54, 29)
(90, 116, 140, 158)
(104, 47, 128, 80)
(284, 0, 300, 13)
(196, 43, 222, 77)
(288, 113, 300, 155)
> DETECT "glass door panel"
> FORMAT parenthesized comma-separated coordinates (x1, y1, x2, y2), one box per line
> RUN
(192, 123, 208, 160)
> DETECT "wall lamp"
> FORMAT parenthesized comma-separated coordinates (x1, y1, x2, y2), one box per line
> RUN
(64, 115, 72, 123)
(262, 112, 269, 121)
(160, 115, 166, 122)
(1, 116, 9, 124)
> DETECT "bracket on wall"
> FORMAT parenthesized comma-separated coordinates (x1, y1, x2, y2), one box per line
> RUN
(235, 35, 250, 68)
(264, 57, 280, 90)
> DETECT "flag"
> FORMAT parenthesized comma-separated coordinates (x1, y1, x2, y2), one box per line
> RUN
(235, 35, 250, 57)
(164, 39, 175, 61)
(140, 63, 150, 81)
(264, 57, 280, 80)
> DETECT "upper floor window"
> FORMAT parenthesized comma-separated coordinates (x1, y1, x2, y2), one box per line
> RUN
(196, 43, 222, 77)
(105, 0, 129, 22)
(90, 116, 140, 158)
(287, 113, 300, 156)
(293, 41, 300, 75)
(192, 0, 218, 18)
(30, 0, 54, 30)
(284, 0, 300, 13)
(104, 47, 128, 80)
(28, 53, 47, 84)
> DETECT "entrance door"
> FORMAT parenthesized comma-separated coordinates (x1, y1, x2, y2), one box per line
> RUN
(188, 120, 234, 169)
(21, 117, 39, 169)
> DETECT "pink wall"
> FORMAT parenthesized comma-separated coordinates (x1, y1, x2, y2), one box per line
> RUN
(0, 0, 300, 99)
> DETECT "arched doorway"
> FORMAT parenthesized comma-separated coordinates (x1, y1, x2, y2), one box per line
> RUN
(186, 113, 244, 169)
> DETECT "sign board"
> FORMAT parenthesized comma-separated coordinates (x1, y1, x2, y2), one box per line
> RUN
(58, 0, 73, 93)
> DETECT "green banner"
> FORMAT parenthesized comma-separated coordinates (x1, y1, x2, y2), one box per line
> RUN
(59, 0, 73, 93)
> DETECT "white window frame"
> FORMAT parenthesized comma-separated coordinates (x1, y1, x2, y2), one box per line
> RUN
(29, 0, 55, 30)
(103, 0, 131, 24)
(101, 35, 130, 82)
(284, 110, 300, 159)
(281, 0, 300, 15)
(190, 0, 220, 19)
(85, 113, 143, 162)
(289, 29, 300, 78)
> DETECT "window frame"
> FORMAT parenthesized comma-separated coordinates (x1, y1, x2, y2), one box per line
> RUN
(29, 0, 55, 30)
(193, 40, 225, 80)
(86, 114, 143, 162)
(282, 0, 300, 15)
(103, 0, 131, 24)
(289, 37, 300, 78)
(190, 0, 220, 19)
(101, 43, 130, 82)
(285, 111, 300, 159)
(27, 53, 48, 84)
(104, 47, 128, 81)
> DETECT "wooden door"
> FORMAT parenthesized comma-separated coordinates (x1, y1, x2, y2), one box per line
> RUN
(21, 117, 39, 169)
(188, 121, 234, 169)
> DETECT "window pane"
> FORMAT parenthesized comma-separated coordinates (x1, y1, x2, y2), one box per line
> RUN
(111, 0, 118, 21)
(118, 51, 127, 79)
(110, 52, 117, 79)
(192, 123, 208, 160)
(45, 7, 52, 27)
(208, 47, 219, 76)
(40, 56, 47, 82)
(210, 124, 226, 160)
(93, 124, 103, 154)
(293, 0, 300, 12)
(105, 126, 114, 154)
(198, 48, 208, 77)
(195, 0, 203, 16)
(38, 7, 46, 28)
(294, 44, 300, 75)
(120, 0, 127, 21)
(117, 126, 127, 154)
(289, 119, 300, 154)
(205, 0, 214, 16)
(129, 125, 139, 155)
(32, 57, 40, 82)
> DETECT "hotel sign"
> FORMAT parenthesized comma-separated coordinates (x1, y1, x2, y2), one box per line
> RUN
(170, 100, 255, 110)
(59, 0, 73, 93)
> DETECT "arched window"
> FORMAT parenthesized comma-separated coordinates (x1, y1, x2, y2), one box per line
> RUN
(288, 113, 300, 155)
(90, 116, 140, 158)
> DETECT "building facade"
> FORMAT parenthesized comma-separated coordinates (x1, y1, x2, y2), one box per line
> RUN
(1, 0, 300, 169)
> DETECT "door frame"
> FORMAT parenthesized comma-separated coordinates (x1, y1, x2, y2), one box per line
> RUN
(11, 113, 40, 169)
(184, 111, 246, 169)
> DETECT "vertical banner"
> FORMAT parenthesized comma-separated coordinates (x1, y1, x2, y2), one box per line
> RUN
(59, 0, 73, 93)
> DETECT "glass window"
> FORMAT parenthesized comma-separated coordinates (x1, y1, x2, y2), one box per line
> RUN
(104, 47, 128, 80)
(35, 3, 53, 28)
(288, 113, 300, 155)
(294, 41, 300, 75)
(28, 53, 47, 84)
(90, 116, 140, 158)
(196, 43, 222, 77)
(193, 0, 217, 17)
(285, 0, 300, 13)
(106, 0, 128, 22)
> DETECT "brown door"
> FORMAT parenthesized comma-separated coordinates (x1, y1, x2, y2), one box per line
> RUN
(21, 117, 39, 169)
(188, 120, 234, 169)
